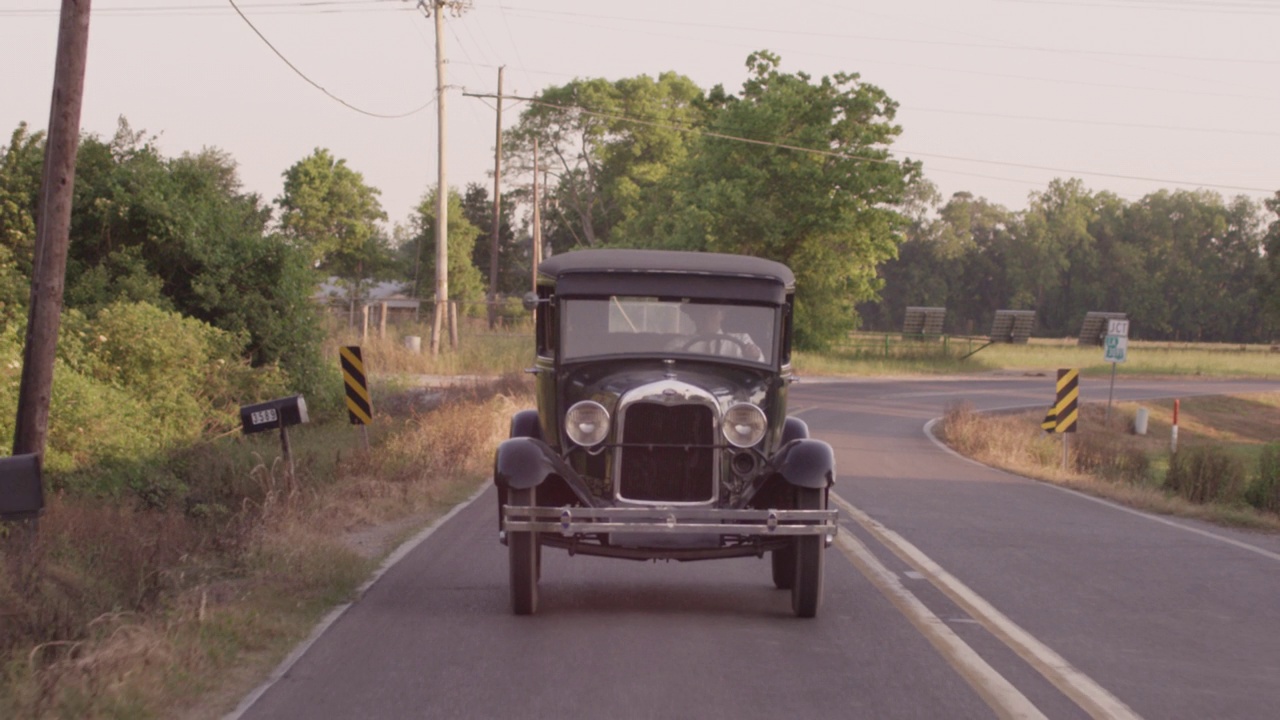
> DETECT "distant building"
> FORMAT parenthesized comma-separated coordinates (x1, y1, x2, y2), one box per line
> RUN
(314, 278, 422, 332)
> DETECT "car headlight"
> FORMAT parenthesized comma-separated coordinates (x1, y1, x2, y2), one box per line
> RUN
(565, 401, 610, 446)
(723, 403, 767, 448)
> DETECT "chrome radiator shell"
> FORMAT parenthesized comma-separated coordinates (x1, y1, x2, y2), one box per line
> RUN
(612, 380, 721, 505)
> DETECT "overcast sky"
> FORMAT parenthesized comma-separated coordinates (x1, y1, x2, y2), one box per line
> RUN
(3, 0, 1278, 230)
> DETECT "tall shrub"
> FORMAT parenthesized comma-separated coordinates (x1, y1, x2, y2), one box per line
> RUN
(1246, 443, 1280, 513)
(1164, 447, 1246, 505)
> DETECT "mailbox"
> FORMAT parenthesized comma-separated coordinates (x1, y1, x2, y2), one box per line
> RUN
(240, 395, 309, 435)
(0, 453, 44, 521)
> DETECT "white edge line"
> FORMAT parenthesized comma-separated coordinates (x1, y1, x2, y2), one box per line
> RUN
(224, 481, 492, 720)
(834, 529, 1049, 720)
(921, 416, 1280, 564)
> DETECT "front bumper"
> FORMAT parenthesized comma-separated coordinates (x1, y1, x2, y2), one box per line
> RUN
(503, 505, 837, 539)
(502, 505, 838, 561)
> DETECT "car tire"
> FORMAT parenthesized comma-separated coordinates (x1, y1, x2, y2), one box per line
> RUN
(791, 486, 825, 618)
(771, 547, 795, 589)
(508, 487, 540, 615)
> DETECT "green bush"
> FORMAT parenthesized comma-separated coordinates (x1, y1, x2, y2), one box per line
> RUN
(1246, 443, 1280, 513)
(1164, 446, 1247, 505)
(0, 301, 288, 491)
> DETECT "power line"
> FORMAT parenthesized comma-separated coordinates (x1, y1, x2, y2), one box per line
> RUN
(495, 1, 533, 96)
(998, 0, 1280, 15)
(491, 7, 1275, 103)
(1, 1, 410, 17)
(494, 4, 1280, 67)
(226, 0, 435, 119)
(487, 94, 1275, 195)
(902, 106, 1280, 139)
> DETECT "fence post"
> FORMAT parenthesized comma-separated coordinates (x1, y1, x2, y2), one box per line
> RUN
(450, 301, 459, 349)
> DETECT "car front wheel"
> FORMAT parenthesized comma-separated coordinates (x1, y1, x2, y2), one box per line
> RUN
(507, 487, 540, 615)
(791, 486, 826, 618)
(771, 547, 795, 589)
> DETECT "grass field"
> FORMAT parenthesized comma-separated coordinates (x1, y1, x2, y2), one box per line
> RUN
(333, 321, 1280, 381)
(798, 334, 1280, 379)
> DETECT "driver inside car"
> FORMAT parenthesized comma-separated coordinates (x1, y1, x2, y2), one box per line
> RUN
(671, 304, 764, 360)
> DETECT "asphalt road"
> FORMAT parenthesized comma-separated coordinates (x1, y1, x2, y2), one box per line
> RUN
(232, 375, 1280, 720)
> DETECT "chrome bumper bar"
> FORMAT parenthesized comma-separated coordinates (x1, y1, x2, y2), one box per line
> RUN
(502, 505, 838, 538)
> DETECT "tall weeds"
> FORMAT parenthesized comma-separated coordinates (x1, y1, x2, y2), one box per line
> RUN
(1246, 443, 1280, 513)
(1164, 447, 1246, 505)
(0, 376, 527, 718)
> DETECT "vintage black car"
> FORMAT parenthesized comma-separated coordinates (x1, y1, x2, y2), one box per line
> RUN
(493, 249, 838, 617)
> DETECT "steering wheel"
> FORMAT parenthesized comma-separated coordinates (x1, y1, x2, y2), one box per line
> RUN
(675, 333, 750, 356)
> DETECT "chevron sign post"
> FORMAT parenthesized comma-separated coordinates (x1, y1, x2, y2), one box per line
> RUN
(341, 346, 373, 450)
(1044, 368, 1079, 468)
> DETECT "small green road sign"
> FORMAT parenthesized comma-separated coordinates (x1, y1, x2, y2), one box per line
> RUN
(1104, 335, 1128, 363)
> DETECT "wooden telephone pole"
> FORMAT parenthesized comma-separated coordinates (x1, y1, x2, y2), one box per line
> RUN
(13, 0, 92, 461)
(487, 66, 504, 329)
(531, 138, 541, 293)
(416, 1, 472, 355)
(428, 0, 449, 356)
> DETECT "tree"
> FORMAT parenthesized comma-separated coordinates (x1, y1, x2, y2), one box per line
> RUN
(0, 123, 45, 321)
(868, 190, 1028, 337)
(1022, 178, 1101, 336)
(460, 182, 523, 296)
(1263, 192, 1280, 337)
(933, 192, 1025, 336)
(616, 51, 922, 349)
(277, 148, 387, 268)
(504, 72, 704, 251)
(404, 186, 484, 312)
(276, 148, 390, 326)
(34, 119, 329, 397)
(1115, 189, 1267, 342)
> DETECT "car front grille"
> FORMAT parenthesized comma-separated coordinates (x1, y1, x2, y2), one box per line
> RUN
(617, 402, 716, 503)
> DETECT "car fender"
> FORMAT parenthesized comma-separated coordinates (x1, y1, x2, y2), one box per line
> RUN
(509, 409, 541, 439)
(493, 437, 572, 491)
(769, 438, 835, 490)
(782, 416, 809, 444)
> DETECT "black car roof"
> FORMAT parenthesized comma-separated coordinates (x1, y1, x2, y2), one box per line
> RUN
(538, 249, 794, 304)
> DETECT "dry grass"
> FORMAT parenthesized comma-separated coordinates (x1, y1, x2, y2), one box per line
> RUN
(0, 376, 531, 719)
(938, 393, 1280, 532)
(322, 316, 532, 377)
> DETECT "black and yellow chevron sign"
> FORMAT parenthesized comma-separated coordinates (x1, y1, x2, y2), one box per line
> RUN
(1043, 368, 1078, 433)
(340, 346, 372, 425)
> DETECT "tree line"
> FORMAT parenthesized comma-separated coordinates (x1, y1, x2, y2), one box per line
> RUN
(863, 180, 1280, 343)
(2, 52, 1278, 433)
(493, 51, 1280, 346)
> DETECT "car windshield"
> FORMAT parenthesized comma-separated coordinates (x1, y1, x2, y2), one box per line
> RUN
(561, 297, 776, 364)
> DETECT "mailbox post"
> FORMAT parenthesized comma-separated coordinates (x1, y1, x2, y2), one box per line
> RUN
(239, 395, 309, 481)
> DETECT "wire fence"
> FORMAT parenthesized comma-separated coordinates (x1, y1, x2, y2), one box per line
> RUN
(830, 332, 988, 360)
(320, 299, 534, 343)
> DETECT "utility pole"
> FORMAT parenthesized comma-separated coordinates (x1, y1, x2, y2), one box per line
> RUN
(487, 66, 504, 329)
(13, 0, 92, 463)
(417, 1, 471, 355)
(428, 0, 449, 356)
(531, 138, 541, 293)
